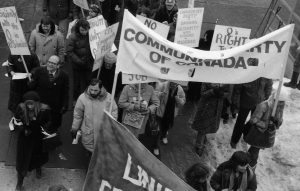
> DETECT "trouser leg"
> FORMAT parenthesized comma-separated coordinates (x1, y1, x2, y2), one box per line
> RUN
(248, 146, 260, 169)
(230, 108, 252, 144)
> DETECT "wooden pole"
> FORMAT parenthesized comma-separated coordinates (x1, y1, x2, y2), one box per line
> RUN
(109, 70, 119, 114)
(20, 55, 31, 81)
(81, 8, 86, 19)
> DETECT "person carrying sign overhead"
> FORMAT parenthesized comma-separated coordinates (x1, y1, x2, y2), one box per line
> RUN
(154, 0, 178, 24)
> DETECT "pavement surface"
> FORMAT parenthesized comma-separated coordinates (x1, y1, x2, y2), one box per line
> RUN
(1, 0, 292, 190)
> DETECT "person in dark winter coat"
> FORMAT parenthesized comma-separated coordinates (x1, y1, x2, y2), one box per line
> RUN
(29, 55, 69, 133)
(6, 53, 39, 114)
(67, 19, 94, 103)
(14, 91, 51, 191)
(99, 0, 122, 25)
(154, 0, 178, 24)
(185, 162, 211, 191)
(43, 0, 74, 37)
(192, 83, 228, 156)
(230, 77, 273, 148)
(99, 52, 123, 96)
(210, 151, 257, 191)
(166, 12, 177, 42)
(187, 30, 214, 125)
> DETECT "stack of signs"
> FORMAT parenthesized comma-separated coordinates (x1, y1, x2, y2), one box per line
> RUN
(210, 25, 251, 51)
(88, 15, 118, 71)
(174, 8, 204, 48)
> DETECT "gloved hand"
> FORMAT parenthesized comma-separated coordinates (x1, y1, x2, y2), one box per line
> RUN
(70, 129, 77, 139)
(213, 87, 225, 98)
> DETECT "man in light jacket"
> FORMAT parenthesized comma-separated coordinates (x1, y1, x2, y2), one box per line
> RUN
(70, 79, 118, 157)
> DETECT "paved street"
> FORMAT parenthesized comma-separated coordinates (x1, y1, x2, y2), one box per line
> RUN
(0, 0, 281, 190)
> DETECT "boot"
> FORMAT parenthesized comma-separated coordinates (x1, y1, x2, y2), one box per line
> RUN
(15, 173, 24, 191)
(36, 167, 42, 179)
(284, 71, 299, 88)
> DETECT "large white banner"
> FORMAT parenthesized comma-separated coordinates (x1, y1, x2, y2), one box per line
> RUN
(174, 8, 204, 47)
(0, 6, 30, 55)
(88, 15, 117, 60)
(73, 0, 89, 10)
(136, 15, 170, 38)
(211, 25, 251, 51)
(116, 10, 294, 84)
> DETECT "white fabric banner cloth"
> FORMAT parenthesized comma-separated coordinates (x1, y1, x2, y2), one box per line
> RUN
(116, 10, 294, 84)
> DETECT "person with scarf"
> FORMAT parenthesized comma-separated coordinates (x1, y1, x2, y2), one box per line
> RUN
(185, 162, 211, 191)
(14, 91, 52, 191)
(210, 151, 257, 191)
(157, 81, 186, 145)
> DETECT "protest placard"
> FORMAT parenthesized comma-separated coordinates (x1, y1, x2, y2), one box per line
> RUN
(66, 19, 78, 39)
(83, 112, 195, 191)
(90, 23, 119, 71)
(210, 25, 251, 51)
(188, 0, 194, 8)
(88, 16, 117, 66)
(73, 0, 89, 10)
(122, 73, 157, 84)
(0, 6, 30, 55)
(174, 8, 204, 47)
(116, 10, 294, 84)
(136, 15, 170, 39)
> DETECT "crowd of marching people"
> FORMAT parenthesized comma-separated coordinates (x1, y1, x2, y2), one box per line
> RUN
(3, 0, 292, 191)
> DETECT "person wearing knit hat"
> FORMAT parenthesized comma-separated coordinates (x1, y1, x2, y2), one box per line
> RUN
(99, 52, 124, 95)
(210, 151, 257, 191)
(14, 91, 51, 191)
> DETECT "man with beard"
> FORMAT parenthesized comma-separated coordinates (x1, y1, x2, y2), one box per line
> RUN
(70, 79, 118, 169)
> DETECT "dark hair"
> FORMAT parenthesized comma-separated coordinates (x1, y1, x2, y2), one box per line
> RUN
(74, 19, 90, 35)
(185, 163, 210, 190)
(137, 6, 151, 18)
(229, 151, 251, 168)
(39, 17, 55, 35)
(89, 78, 103, 89)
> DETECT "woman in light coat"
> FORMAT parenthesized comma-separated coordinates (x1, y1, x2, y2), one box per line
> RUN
(156, 81, 186, 144)
(29, 17, 65, 67)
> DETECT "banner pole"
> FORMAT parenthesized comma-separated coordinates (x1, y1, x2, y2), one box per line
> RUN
(96, 57, 104, 79)
(138, 83, 141, 102)
(81, 8, 86, 18)
(109, 70, 119, 114)
(20, 55, 31, 81)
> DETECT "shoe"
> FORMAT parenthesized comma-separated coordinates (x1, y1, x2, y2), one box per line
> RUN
(162, 137, 168, 144)
(153, 149, 159, 156)
(230, 142, 237, 149)
(284, 71, 299, 89)
(36, 168, 42, 179)
(15, 184, 22, 191)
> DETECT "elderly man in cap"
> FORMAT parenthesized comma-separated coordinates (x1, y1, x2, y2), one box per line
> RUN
(29, 55, 69, 134)
(154, 0, 178, 24)
(99, 52, 123, 96)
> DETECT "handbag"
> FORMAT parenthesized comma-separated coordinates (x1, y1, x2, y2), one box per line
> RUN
(145, 114, 160, 136)
(243, 122, 276, 149)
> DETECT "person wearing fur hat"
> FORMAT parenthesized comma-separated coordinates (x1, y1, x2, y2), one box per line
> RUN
(185, 162, 211, 191)
(14, 91, 52, 191)
(210, 151, 257, 191)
